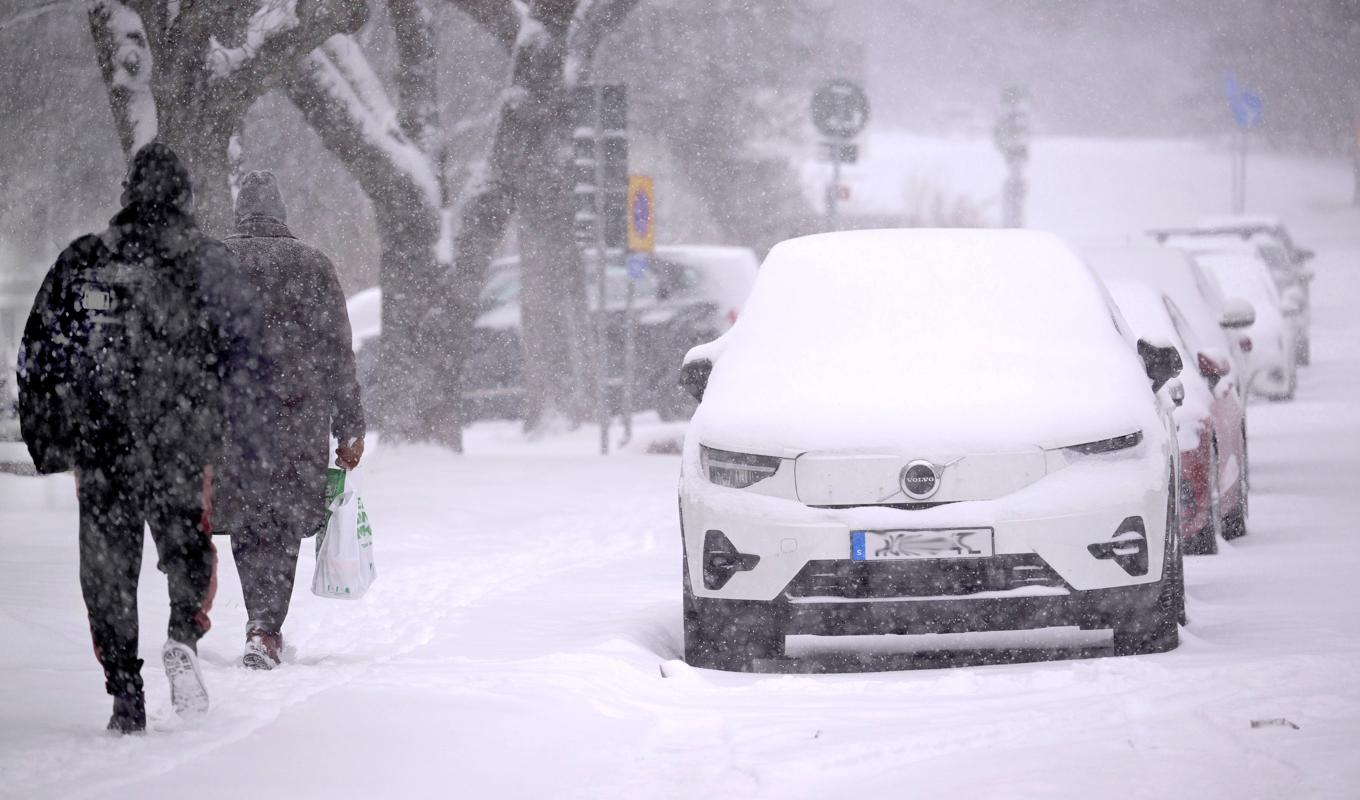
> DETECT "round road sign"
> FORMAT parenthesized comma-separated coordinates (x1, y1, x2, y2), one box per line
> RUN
(812, 79, 870, 140)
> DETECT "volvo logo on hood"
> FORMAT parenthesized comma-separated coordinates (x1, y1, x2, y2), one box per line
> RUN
(900, 460, 941, 500)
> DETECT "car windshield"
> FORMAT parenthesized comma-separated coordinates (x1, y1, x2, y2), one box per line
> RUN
(697, 230, 1157, 453)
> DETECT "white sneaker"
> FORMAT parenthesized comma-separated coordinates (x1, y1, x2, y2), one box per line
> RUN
(162, 640, 210, 717)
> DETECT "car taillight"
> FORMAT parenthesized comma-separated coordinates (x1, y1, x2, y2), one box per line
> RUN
(726, 308, 739, 326)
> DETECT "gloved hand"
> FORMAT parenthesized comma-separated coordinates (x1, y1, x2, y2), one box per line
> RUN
(335, 437, 364, 470)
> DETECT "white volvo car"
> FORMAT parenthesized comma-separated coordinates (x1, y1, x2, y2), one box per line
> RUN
(678, 230, 1186, 671)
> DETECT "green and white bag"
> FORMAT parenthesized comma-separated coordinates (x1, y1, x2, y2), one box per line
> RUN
(312, 468, 376, 600)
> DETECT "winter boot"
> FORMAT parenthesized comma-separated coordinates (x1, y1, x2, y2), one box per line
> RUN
(242, 628, 283, 671)
(162, 640, 209, 717)
(106, 691, 146, 735)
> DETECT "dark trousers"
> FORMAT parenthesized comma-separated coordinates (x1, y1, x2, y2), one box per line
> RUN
(230, 523, 301, 636)
(77, 463, 216, 697)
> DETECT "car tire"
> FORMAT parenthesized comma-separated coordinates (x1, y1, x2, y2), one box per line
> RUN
(1111, 482, 1183, 655)
(682, 557, 784, 671)
(1280, 360, 1299, 401)
(1185, 442, 1221, 556)
(1111, 552, 1183, 655)
(1222, 493, 1249, 540)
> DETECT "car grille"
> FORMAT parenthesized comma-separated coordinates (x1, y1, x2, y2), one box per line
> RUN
(783, 554, 1066, 600)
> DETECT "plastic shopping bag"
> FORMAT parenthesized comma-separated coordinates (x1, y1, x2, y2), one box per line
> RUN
(312, 468, 376, 599)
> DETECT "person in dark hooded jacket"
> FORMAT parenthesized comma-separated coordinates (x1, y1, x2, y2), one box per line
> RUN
(16, 143, 263, 734)
(217, 170, 365, 670)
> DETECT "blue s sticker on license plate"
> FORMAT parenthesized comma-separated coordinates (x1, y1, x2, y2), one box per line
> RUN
(850, 528, 994, 561)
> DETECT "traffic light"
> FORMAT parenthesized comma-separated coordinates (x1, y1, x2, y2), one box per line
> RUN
(571, 85, 629, 250)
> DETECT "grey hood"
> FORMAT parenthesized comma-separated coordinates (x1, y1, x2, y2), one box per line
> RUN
(235, 170, 288, 226)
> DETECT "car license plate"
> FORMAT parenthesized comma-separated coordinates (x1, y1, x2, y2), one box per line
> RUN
(850, 528, 994, 561)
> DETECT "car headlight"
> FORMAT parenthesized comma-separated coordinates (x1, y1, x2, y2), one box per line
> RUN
(1062, 430, 1143, 456)
(700, 445, 781, 488)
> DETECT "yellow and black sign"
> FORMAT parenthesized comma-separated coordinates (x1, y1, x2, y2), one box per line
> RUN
(627, 175, 655, 252)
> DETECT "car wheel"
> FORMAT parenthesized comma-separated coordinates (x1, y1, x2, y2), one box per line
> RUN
(1185, 442, 1220, 556)
(1111, 482, 1183, 655)
(682, 556, 784, 671)
(1222, 489, 1249, 541)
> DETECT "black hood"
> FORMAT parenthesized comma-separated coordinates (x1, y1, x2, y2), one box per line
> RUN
(119, 142, 195, 221)
(235, 170, 287, 226)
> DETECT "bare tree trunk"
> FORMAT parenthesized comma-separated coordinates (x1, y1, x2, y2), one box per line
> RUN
(88, 1, 157, 155)
(443, 0, 639, 439)
(506, 1, 592, 433)
(282, 38, 447, 444)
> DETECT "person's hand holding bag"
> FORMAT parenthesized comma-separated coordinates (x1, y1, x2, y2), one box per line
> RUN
(335, 436, 364, 470)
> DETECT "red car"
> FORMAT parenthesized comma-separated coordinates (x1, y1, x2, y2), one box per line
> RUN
(1082, 246, 1251, 552)
(1103, 278, 1249, 554)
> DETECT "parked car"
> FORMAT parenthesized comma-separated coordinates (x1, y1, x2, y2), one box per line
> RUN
(1104, 280, 1249, 553)
(1153, 217, 1315, 364)
(678, 229, 1186, 671)
(1084, 244, 1254, 400)
(1193, 251, 1299, 401)
(348, 245, 760, 425)
(1083, 244, 1254, 551)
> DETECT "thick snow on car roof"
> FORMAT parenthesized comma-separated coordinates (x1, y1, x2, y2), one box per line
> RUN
(1084, 245, 1229, 350)
(695, 229, 1160, 454)
(1195, 251, 1281, 307)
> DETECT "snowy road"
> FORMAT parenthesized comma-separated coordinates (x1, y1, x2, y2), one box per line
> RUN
(4, 171, 1360, 798)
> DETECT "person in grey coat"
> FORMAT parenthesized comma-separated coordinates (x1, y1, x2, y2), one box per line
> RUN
(217, 170, 366, 669)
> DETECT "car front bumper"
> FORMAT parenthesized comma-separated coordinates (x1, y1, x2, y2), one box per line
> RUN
(681, 457, 1170, 607)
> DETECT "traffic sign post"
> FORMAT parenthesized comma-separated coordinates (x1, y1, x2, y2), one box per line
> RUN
(1225, 75, 1263, 214)
(619, 174, 655, 445)
(572, 84, 629, 454)
(812, 79, 869, 231)
(993, 85, 1030, 228)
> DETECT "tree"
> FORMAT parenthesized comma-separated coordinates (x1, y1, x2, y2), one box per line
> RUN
(441, 0, 641, 438)
(86, 0, 369, 234)
(281, 30, 448, 444)
(284, 0, 638, 448)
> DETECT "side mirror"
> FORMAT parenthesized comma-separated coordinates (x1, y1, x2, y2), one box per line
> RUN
(679, 358, 713, 403)
(1137, 338, 1183, 393)
(1197, 350, 1230, 390)
(1219, 297, 1256, 330)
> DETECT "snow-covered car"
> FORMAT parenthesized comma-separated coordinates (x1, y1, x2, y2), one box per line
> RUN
(1154, 218, 1315, 364)
(1084, 245, 1254, 552)
(1105, 280, 1249, 554)
(1193, 251, 1299, 401)
(1084, 244, 1255, 398)
(677, 230, 1186, 671)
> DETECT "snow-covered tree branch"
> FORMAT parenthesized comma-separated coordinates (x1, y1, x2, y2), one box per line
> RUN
(84, 0, 368, 233)
(87, 0, 157, 154)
